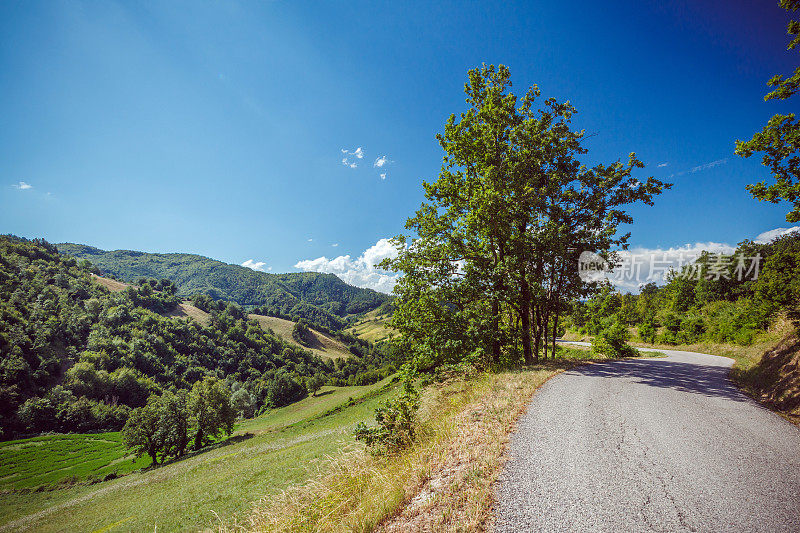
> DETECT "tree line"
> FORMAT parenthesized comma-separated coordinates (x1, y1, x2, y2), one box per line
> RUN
(570, 232, 800, 346)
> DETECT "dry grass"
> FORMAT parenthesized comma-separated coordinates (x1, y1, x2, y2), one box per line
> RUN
(225, 363, 576, 533)
(351, 310, 397, 343)
(248, 314, 352, 360)
(90, 274, 129, 292)
(166, 302, 211, 326)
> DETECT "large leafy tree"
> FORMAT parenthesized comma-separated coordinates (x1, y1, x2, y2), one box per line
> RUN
(188, 377, 235, 451)
(736, 0, 800, 221)
(122, 395, 165, 465)
(385, 65, 669, 368)
(160, 390, 190, 458)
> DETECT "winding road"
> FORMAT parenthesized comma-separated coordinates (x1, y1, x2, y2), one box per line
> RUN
(494, 345, 800, 532)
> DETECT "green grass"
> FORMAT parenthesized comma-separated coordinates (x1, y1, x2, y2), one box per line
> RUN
(0, 378, 397, 533)
(0, 433, 149, 491)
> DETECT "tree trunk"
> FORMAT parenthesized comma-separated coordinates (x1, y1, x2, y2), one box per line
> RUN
(491, 298, 501, 362)
(520, 270, 533, 365)
(194, 426, 203, 451)
(552, 310, 559, 358)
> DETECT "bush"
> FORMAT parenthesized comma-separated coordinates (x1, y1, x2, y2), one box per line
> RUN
(291, 320, 315, 347)
(354, 371, 418, 454)
(637, 319, 657, 344)
(592, 322, 637, 358)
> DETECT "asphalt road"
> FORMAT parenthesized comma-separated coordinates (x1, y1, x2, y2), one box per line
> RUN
(494, 345, 800, 533)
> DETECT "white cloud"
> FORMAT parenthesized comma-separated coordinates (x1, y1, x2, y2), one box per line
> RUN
(12, 181, 32, 190)
(332, 243, 339, 247)
(308, 238, 313, 242)
(341, 147, 364, 168)
(241, 259, 267, 272)
(374, 155, 389, 168)
(603, 225, 800, 292)
(754, 226, 800, 244)
(380, 173, 386, 180)
(657, 162, 668, 168)
(294, 238, 400, 293)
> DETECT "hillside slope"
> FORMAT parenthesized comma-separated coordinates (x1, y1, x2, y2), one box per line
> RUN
(57, 243, 391, 330)
(249, 314, 353, 360)
(91, 274, 211, 325)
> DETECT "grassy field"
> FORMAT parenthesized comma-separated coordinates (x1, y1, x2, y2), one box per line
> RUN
(167, 301, 211, 325)
(0, 377, 397, 533)
(91, 274, 212, 325)
(351, 309, 395, 343)
(249, 314, 352, 360)
(0, 433, 149, 491)
(90, 274, 129, 292)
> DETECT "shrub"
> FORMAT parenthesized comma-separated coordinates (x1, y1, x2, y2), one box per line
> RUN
(592, 322, 637, 358)
(637, 319, 657, 344)
(354, 372, 419, 454)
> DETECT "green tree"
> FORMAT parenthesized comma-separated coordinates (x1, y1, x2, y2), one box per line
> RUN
(305, 375, 325, 397)
(230, 387, 255, 418)
(188, 377, 235, 451)
(122, 395, 165, 465)
(160, 390, 189, 458)
(736, 0, 800, 221)
(638, 318, 657, 344)
(265, 373, 307, 407)
(385, 65, 668, 368)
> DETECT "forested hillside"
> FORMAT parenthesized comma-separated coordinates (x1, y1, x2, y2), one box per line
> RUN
(0, 236, 396, 440)
(569, 233, 800, 345)
(56, 243, 391, 330)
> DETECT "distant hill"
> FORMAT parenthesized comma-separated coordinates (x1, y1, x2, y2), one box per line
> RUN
(57, 243, 391, 330)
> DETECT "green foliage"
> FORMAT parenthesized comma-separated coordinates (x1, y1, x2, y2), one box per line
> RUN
(291, 319, 314, 346)
(265, 372, 308, 408)
(354, 370, 419, 454)
(0, 235, 395, 440)
(122, 395, 165, 464)
(305, 374, 325, 397)
(735, 0, 800, 222)
(637, 319, 657, 344)
(385, 65, 668, 371)
(573, 233, 800, 347)
(591, 322, 637, 358)
(56, 243, 391, 330)
(188, 377, 235, 451)
(230, 387, 255, 418)
(160, 390, 190, 458)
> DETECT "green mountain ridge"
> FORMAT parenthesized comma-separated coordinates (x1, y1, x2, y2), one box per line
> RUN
(56, 243, 391, 331)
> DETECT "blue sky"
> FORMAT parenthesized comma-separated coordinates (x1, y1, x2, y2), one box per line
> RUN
(1, 0, 797, 292)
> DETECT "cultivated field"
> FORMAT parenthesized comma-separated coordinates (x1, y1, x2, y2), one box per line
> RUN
(0, 433, 149, 491)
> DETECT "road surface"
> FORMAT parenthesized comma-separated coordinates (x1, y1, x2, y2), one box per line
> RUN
(494, 345, 800, 532)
